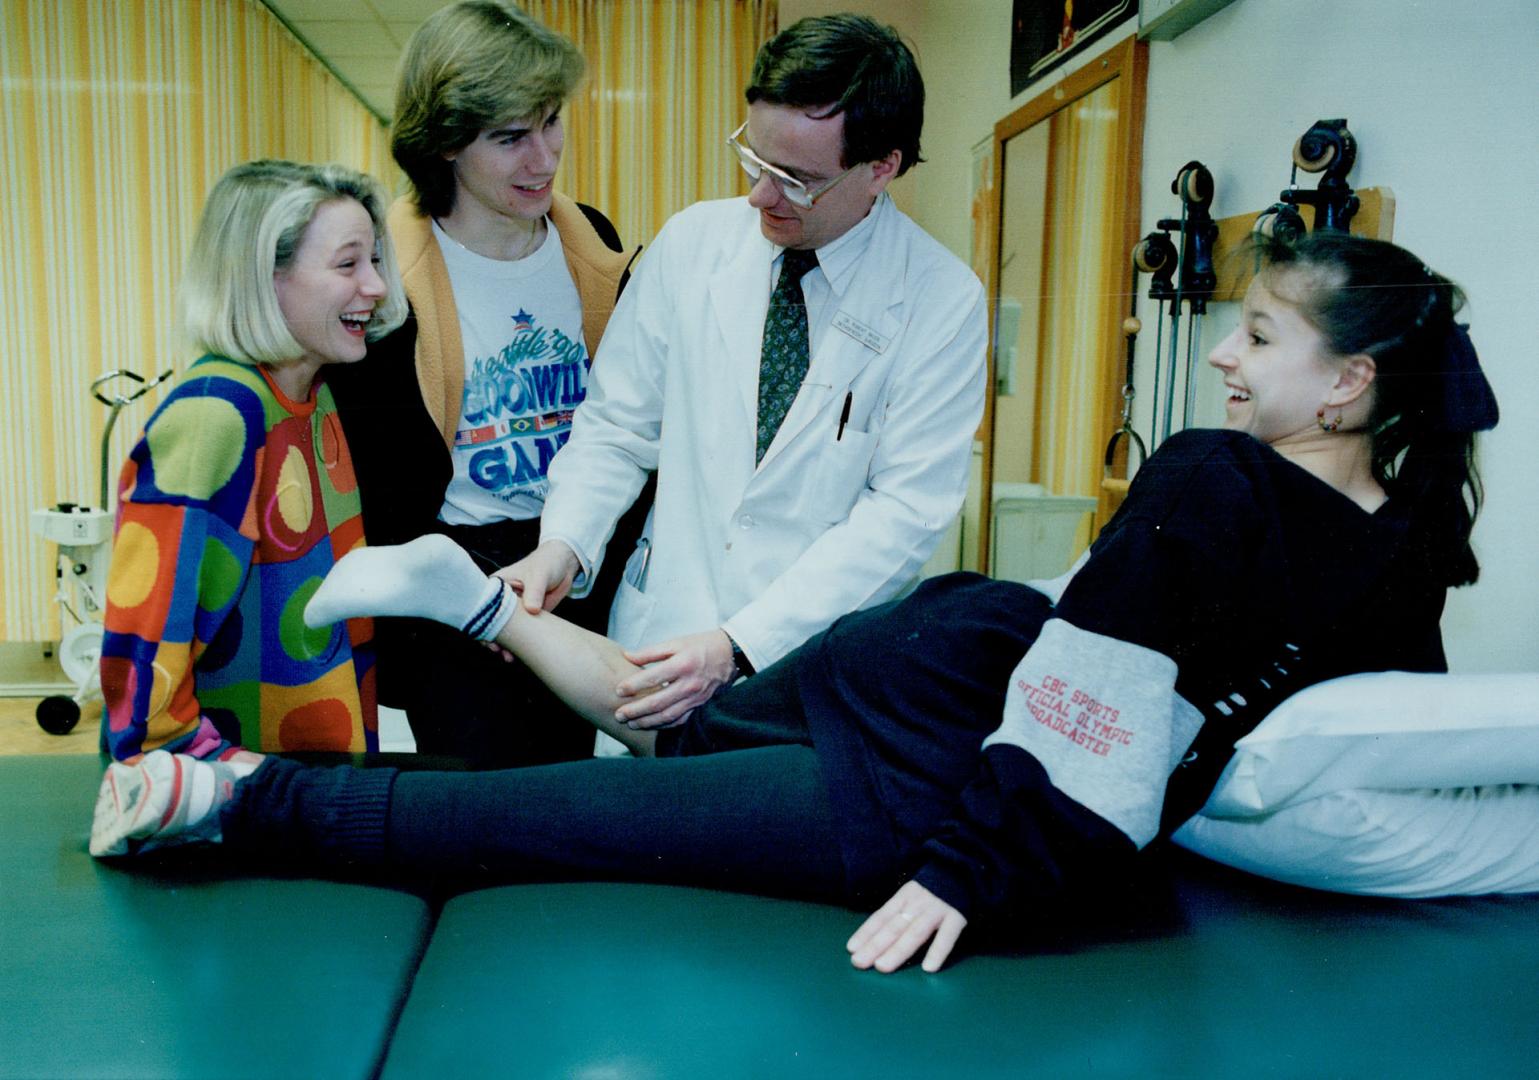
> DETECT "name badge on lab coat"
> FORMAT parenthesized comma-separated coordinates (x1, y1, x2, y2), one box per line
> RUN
(832, 310, 889, 353)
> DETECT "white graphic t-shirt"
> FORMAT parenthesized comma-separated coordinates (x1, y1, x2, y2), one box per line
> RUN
(434, 219, 588, 525)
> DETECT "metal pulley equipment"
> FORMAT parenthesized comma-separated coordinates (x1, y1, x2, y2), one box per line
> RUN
(1255, 118, 1360, 239)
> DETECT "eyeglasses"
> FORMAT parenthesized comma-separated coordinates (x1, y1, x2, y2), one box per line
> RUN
(728, 120, 857, 209)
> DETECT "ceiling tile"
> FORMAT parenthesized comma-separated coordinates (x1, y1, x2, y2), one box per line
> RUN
(263, 0, 433, 119)
(267, 0, 377, 22)
(384, 21, 421, 47)
(361, 93, 395, 117)
(292, 20, 403, 59)
(363, 0, 445, 19)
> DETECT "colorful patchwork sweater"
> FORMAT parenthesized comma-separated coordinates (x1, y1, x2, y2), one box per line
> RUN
(100, 355, 377, 760)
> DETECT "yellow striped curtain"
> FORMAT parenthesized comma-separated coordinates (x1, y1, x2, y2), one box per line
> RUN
(0, 0, 394, 642)
(0, 0, 776, 644)
(1034, 78, 1122, 502)
(527, 0, 777, 250)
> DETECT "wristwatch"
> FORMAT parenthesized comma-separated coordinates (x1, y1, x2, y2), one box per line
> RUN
(727, 634, 756, 680)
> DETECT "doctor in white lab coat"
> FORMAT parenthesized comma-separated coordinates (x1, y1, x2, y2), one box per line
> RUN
(505, 14, 987, 734)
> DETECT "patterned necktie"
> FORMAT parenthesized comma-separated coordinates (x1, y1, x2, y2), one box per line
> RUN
(756, 248, 819, 463)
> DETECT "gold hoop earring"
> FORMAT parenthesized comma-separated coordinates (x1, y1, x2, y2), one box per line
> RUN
(1316, 406, 1343, 433)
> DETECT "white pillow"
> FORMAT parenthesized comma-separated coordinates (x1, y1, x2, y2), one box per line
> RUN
(1201, 671, 1539, 817)
(1172, 671, 1539, 897)
(1173, 785, 1539, 897)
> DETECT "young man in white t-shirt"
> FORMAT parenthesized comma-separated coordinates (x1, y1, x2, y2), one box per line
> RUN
(434, 217, 588, 527)
(329, 1, 638, 766)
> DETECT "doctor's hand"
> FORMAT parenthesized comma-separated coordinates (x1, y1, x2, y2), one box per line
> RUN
(615, 629, 736, 729)
(497, 540, 580, 614)
(847, 880, 968, 974)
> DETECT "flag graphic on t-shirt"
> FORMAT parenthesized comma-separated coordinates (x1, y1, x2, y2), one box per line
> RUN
(455, 311, 588, 501)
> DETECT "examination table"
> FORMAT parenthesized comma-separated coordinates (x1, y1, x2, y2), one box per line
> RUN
(4, 754, 1535, 1078)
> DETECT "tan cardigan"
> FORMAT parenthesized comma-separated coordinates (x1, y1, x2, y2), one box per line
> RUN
(386, 194, 637, 449)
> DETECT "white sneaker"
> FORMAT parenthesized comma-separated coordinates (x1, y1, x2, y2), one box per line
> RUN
(89, 751, 233, 857)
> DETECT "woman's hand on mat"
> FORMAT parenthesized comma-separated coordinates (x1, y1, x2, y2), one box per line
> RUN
(497, 540, 580, 614)
(615, 629, 736, 729)
(847, 880, 967, 974)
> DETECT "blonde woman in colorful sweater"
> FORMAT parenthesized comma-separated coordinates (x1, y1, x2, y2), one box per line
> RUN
(100, 160, 406, 761)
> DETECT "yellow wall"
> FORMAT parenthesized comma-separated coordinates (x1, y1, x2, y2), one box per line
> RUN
(0, 0, 394, 641)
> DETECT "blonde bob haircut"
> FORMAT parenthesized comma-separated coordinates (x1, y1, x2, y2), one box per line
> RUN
(179, 160, 407, 367)
(392, 1, 584, 218)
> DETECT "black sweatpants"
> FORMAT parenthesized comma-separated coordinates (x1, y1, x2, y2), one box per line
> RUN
(220, 656, 856, 904)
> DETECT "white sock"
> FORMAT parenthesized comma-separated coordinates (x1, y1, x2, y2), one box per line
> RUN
(304, 534, 515, 641)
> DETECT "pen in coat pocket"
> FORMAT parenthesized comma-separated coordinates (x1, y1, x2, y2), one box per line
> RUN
(633, 537, 651, 590)
(836, 391, 853, 441)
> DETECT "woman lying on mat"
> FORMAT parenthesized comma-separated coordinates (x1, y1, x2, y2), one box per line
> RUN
(91, 232, 1497, 974)
(99, 161, 405, 762)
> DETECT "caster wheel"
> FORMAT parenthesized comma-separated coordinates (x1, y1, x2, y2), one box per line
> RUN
(37, 695, 81, 736)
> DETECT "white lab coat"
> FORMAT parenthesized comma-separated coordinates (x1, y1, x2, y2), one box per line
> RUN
(541, 194, 987, 671)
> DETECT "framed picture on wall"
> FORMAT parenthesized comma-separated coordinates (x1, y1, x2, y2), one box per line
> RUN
(1010, 0, 1138, 94)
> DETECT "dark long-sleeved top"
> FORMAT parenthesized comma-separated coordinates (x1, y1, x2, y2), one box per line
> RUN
(796, 429, 1448, 922)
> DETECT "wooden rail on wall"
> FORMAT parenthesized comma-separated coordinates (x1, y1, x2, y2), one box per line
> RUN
(1211, 187, 1396, 301)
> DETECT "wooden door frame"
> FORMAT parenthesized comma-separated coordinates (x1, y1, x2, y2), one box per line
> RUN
(977, 35, 1147, 573)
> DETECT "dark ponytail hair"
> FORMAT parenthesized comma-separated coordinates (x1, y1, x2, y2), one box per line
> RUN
(1253, 231, 1494, 587)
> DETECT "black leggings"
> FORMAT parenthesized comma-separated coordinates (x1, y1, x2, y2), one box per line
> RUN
(220, 659, 855, 905)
